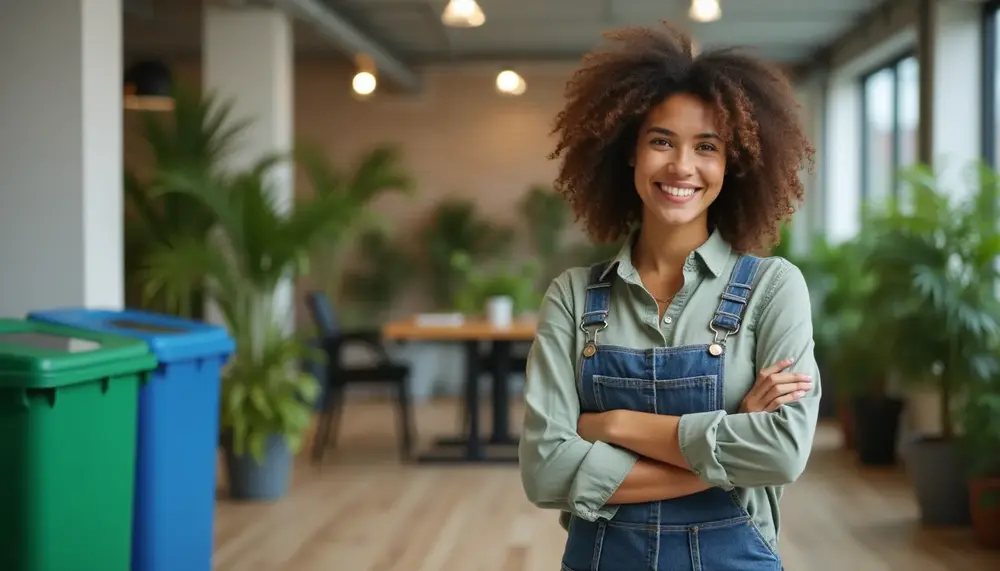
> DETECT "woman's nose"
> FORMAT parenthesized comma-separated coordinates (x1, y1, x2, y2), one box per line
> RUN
(667, 150, 695, 176)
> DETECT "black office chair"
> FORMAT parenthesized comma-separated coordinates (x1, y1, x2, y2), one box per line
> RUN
(305, 291, 416, 463)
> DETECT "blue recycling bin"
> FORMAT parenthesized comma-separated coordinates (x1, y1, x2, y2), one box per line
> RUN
(26, 307, 234, 571)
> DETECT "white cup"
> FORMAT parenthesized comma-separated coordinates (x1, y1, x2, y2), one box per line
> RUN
(486, 295, 514, 328)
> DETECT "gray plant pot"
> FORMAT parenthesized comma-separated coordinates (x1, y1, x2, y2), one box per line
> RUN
(903, 436, 971, 526)
(221, 432, 293, 501)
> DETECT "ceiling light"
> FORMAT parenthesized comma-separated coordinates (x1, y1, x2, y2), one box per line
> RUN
(123, 60, 175, 112)
(352, 71, 377, 96)
(442, 0, 485, 28)
(689, 0, 721, 23)
(496, 70, 526, 96)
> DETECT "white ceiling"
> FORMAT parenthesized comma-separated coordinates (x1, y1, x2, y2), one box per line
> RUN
(124, 0, 883, 66)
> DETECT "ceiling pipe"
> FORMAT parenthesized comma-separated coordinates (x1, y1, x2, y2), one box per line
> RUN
(271, 0, 422, 93)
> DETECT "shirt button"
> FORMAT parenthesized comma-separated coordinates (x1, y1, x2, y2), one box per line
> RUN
(664, 316, 673, 324)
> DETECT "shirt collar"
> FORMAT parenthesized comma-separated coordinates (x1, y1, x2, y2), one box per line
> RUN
(599, 227, 732, 281)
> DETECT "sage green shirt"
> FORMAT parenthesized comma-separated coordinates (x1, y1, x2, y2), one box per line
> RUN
(517, 229, 821, 548)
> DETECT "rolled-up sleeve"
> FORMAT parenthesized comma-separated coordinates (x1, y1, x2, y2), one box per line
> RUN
(677, 260, 821, 489)
(518, 273, 638, 521)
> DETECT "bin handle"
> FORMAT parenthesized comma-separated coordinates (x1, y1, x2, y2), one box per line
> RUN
(23, 388, 56, 409)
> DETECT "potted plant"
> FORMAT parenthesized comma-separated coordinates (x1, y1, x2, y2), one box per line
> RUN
(863, 161, 1000, 525)
(141, 152, 363, 500)
(124, 87, 248, 318)
(809, 234, 901, 457)
(450, 252, 542, 323)
(419, 198, 513, 309)
(833, 316, 900, 464)
(958, 374, 1000, 548)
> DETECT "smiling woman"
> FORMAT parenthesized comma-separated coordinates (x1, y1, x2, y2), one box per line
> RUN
(520, 21, 819, 571)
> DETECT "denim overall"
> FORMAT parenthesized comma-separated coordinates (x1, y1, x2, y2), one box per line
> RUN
(561, 254, 783, 571)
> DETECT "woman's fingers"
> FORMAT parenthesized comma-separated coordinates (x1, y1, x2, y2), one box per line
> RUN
(742, 359, 812, 413)
(767, 372, 812, 386)
(765, 389, 810, 412)
(762, 381, 811, 403)
(757, 358, 795, 381)
(747, 358, 796, 400)
(762, 376, 813, 410)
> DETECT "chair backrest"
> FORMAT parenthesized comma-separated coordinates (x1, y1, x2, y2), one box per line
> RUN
(306, 290, 339, 337)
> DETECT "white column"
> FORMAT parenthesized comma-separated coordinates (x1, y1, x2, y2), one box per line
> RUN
(792, 76, 827, 251)
(202, 6, 295, 330)
(928, 0, 982, 196)
(823, 77, 862, 243)
(0, 0, 123, 316)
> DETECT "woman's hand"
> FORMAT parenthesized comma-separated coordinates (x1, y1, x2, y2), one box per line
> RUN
(740, 358, 813, 413)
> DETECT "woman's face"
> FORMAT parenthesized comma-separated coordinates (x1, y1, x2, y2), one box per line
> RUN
(631, 92, 727, 232)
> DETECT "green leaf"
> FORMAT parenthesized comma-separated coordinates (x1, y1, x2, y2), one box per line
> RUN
(285, 433, 303, 454)
(247, 432, 267, 464)
(228, 383, 247, 414)
(249, 385, 273, 418)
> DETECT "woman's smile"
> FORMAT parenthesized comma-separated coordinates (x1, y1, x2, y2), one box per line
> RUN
(655, 182, 702, 203)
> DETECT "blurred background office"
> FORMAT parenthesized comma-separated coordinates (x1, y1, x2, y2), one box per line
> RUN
(1, 0, 1000, 570)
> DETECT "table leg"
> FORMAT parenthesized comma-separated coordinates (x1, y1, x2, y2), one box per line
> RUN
(488, 340, 520, 445)
(416, 340, 517, 464)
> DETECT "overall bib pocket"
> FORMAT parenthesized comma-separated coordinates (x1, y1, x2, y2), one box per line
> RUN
(592, 374, 717, 417)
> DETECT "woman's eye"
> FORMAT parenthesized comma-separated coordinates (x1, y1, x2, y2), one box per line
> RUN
(697, 143, 717, 152)
(651, 138, 671, 147)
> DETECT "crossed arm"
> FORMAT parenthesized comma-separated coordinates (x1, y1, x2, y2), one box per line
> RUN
(518, 264, 821, 521)
(577, 354, 814, 504)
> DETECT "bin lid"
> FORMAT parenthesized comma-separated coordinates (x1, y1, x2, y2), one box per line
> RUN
(0, 318, 157, 389)
(27, 307, 235, 363)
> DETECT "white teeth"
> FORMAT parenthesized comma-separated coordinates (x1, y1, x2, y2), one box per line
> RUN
(657, 183, 696, 197)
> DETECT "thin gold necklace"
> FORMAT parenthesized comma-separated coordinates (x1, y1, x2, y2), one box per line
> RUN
(652, 293, 675, 305)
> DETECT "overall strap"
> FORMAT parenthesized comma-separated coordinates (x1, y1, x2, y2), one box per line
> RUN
(580, 262, 613, 357)
(709, 254, 763, 349)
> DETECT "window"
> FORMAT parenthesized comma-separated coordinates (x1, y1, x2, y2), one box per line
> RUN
(860, 55, 920, 202)
(983, 1, 1000, 166)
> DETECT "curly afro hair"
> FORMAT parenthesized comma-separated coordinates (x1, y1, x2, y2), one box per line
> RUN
(549, 22, 814, 254)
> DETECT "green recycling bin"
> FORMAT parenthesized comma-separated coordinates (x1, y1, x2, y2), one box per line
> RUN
(0, 318, 157, 571)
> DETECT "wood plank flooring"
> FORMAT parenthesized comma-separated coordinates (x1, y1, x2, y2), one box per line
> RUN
(214, 399, 1000, 570)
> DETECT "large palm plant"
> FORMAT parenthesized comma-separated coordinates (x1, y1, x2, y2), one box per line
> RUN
(297, 144, 414, 303)
(864, 161, 1000, 439)
(140, 154, 358, 461)
(124, 88, 248, 317)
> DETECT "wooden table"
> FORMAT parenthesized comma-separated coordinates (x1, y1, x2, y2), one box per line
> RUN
(383, 317, 536, 464)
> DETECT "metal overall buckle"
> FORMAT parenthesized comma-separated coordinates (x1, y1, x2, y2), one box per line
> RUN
(580, 319, 608, 358)
(708, 321, 738, 356)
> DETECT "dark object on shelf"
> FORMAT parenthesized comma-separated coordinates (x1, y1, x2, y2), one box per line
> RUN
(124, 60, 174, 111)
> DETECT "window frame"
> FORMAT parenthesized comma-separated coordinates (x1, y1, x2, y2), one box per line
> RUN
(858, 51, 917, 202)
(982, 0, 1000, 166)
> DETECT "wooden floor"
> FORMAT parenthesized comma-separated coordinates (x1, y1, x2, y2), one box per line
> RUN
(214, 399, 1000, 571)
